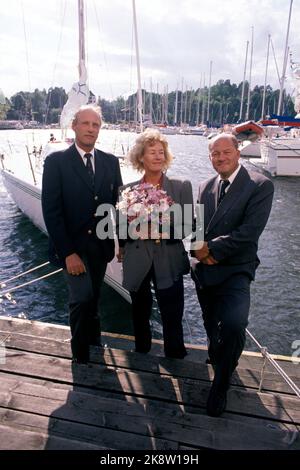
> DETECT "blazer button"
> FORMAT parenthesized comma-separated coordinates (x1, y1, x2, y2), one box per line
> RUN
(94, 196, 98, 201)
(88, 229, 92, 235)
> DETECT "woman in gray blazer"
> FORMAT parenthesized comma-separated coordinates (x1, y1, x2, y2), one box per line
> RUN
(117, 129, 193, 358)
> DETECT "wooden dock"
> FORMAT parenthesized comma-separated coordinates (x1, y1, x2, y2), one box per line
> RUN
(0, 315, 299, 450)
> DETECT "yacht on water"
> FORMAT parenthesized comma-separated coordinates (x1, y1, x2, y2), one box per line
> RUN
(0, 137, 139, 302)
(234, 122, 300, 177)
(0, 0, 143, 302)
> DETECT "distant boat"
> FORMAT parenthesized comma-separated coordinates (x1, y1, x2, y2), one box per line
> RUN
(239, 125, 287, 159)
(239, 140, 261, 158)
(233, 120, 264, 142)
(260, 114, 300, 128)
(0, 120, 23, 130)
(250, 137, 300, 176)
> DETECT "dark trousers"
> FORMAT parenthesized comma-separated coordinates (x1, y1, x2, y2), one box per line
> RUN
(65, 240, 107, 361)
(130, 268, 187, 358)
(196, 273, 250, 391)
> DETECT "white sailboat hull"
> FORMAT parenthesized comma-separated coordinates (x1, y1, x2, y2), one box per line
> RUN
(239, 140, 261, 158)
(1, 168, 131, 303)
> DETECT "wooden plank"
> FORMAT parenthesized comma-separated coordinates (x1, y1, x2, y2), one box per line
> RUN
(0, 409, 177, 450)
(1, 348, 299, 425)
(0, 316, 70, 341)
(2, 331, 299, 396)
(2, 370, 297, 435)
(1, 315, 299, 374)
(0, 423, 107, 450)
(185, 382, 300, 424)
(0, 382, 298, 450)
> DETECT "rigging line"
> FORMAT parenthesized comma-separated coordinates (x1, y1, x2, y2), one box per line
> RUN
(92, 0, 118, 120)
(270, 37, 281, 87)
(129, 18, 134, 116)
(20, 0, 31, 93)
(84, 0, 89, 86)
(45, 0, 67, 124)
(0, 269, 63, 297)
(0, 262, 50, 286)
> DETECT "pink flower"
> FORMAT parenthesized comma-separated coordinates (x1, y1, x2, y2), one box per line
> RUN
(117, 183, 174, 227)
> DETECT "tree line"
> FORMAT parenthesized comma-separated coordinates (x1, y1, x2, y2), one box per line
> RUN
(0, 79, 296, 126)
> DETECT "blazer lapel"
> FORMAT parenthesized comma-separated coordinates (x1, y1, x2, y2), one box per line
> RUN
(69, 144, 94, 191)
(207, 177, 219, 217)
(94, 149, 106, 195)
(162, 174, 171, 194)
(206, 166, 249, 233)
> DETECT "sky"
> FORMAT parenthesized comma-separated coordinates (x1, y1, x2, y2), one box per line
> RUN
(0, 0, 299, 101)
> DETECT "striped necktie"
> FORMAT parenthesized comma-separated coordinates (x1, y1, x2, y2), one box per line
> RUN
(218, 179, 230, 205)
(84, 153, 94, 186)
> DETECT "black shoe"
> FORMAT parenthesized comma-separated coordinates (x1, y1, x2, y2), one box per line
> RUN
(135, 348, 149, 354)
(206, 385, 227, 417)
(72, 357, 88, 365)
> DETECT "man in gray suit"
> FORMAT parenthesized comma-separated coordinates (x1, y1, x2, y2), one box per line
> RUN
(191, 133, 274, 417)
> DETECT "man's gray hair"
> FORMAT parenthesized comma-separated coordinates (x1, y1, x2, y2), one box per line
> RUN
(72, 105, 102, 126)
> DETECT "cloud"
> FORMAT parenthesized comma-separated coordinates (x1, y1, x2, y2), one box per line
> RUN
(1, 0, 299, 100)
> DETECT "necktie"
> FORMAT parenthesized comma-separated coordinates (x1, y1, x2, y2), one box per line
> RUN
(84, 153, 94, 186)
(218, 179, 230, 205)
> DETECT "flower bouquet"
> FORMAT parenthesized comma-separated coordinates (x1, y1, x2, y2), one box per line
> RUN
(117, 182, 174, 241)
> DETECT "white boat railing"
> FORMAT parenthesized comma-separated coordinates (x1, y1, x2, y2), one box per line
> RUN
(0, 267, 63, 296)
(246, 328, 300, 398)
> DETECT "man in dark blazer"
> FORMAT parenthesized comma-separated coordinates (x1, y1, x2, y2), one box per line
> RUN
(191, 133, 274, 417)
(42, 105, 122, 363)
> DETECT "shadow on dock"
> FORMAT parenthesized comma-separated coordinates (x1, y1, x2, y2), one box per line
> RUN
(0, 315, 299, 450)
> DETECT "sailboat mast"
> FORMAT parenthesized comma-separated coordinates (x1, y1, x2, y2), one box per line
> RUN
(207, 61, 212, 126)
(245, 27, 254, 121)
(196, 75, 202, 126)
(239, 40, 249, 122)
(78, 0, 86, 77)
(174, 84, 178, 125)
(261, 34, 271, 120)
(132, 0, 143, 132)
(277, 0, 293, 115)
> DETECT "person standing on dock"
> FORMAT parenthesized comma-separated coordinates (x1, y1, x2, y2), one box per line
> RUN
(117, 129, 193, 359)
(191, 133, 274, 417)
(42, 105, 122, 364)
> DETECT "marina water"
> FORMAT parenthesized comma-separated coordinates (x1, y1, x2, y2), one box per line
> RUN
(0, 129, 299, 356)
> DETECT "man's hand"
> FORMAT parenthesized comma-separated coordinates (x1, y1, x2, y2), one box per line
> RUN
(201, 254, 218, 265)
(192, 241, 210, 261)
(192, 242, 218, 265)
(66, 253, 86, 275)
